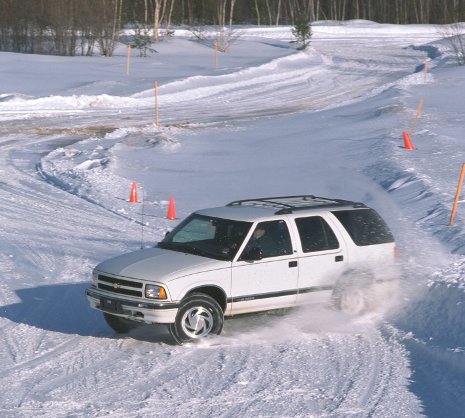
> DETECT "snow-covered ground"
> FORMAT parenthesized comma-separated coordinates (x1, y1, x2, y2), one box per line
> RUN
(1, 21, 465, 417)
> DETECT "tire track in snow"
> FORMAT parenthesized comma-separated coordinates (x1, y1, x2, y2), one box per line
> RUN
(0, 133, 151, 415)
(323, 325, 411, 417)
(90, 316, 418, 418)
(0, 36, 428, 129)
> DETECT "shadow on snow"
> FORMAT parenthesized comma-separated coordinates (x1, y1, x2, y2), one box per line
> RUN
(0, 282, 176, 345)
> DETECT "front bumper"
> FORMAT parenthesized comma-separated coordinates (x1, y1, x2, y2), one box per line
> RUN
(86, 287, 179, 324)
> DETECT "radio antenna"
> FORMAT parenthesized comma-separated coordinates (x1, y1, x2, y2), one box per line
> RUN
(140, 187, 145, 249)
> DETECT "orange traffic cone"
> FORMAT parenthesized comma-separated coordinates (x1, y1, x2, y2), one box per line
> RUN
(167, 196, 176, 220)
(403, 131, 415, 150)
(129, 181, 139, 203)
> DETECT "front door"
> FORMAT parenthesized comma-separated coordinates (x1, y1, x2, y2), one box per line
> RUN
(230, 220, 299, 315)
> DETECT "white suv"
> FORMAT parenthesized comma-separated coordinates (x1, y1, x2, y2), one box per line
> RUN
(86, 195, 398, 343)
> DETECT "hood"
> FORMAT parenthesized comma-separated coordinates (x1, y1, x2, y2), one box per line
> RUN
(94, 247, 229, 283)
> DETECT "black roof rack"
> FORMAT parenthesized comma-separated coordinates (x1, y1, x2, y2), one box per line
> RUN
(226, 195, 366, 215)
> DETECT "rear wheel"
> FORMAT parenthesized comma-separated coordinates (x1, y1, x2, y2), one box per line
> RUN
(103, 312, 140, 334)
(332, 271, 374, 315)
(169, 293, 224, 344)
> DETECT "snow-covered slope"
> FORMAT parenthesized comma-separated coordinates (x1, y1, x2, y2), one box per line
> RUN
(1, 22, 464, 417)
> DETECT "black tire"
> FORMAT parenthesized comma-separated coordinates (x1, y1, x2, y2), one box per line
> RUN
(169, 293, 224, 344)
(103, 312, 140, 334)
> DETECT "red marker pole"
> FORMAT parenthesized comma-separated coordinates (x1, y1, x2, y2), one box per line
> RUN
(450, 163, 465, 225)
(214, 41, 218, 69)
(409, 98, 424, 137)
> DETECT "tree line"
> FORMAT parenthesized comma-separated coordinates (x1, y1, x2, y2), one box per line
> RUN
(0, 0, 464, 56)
(174, 0, 465, 26)
(0, 0, 123, 55)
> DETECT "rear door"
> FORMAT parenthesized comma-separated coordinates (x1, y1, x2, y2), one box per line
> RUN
(293, 215, 348, 304)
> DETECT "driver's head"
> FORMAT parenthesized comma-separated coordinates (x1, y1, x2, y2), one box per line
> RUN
(253, 226, 266, 239)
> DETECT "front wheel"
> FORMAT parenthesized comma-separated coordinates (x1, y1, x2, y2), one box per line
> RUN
(103, 312, 141, 334)
(169, 293, 224, 344)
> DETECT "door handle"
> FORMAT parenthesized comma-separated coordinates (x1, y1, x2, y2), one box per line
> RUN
(335, 255, 344, 262)
(288, 261, 298, 268)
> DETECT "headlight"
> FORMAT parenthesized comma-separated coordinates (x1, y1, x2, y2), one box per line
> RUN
(145, 284, 167, 300)
(92, 271, 99, 284)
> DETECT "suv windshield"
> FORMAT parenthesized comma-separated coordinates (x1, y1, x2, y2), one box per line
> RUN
(158, 214, 252, 261)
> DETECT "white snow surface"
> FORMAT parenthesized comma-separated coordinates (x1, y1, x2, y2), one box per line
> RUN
(1, 22, 465, 417)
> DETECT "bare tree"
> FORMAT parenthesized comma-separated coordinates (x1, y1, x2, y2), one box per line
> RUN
(437, 23, 465, 65)
(151, 0, 176, 42)
(153, 0, 161, 42)
(275, 0, 282, 25)
(217, 0, 238, 50)
(95, 0, 123, 57)
(255, 0, 262, 26)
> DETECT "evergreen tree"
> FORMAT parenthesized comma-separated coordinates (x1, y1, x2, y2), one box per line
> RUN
(292, 14, 311, 50)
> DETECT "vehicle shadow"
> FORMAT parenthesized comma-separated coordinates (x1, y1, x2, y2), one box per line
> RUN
(0, 283, 176, 345)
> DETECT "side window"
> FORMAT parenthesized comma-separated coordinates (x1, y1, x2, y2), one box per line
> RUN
(332, 209, 394, 246)
(242, 220, 293, 258)
(295, 216, 339, 253)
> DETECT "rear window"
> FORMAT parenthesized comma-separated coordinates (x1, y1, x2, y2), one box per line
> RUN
(332, 209, 394, 246)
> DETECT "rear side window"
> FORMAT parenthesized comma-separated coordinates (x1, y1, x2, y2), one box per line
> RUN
(295, 216, 339, 253)
(332, 209, 394, 246)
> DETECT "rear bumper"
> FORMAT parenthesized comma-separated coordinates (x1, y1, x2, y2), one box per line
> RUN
(86, 287, 179, 324)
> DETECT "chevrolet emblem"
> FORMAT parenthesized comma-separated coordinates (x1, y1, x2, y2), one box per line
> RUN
(112, 282, 121, 289)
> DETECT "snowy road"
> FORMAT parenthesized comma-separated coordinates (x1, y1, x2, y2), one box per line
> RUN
(0, 22, 463, 416)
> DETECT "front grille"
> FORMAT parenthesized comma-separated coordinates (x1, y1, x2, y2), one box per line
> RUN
(97, 274, 143, 298)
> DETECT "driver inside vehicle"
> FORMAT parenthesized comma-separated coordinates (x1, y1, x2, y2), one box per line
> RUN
(244, 224, 278, 258)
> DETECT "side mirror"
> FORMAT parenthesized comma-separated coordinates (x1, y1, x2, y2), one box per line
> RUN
(241, 247, 263, 261)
